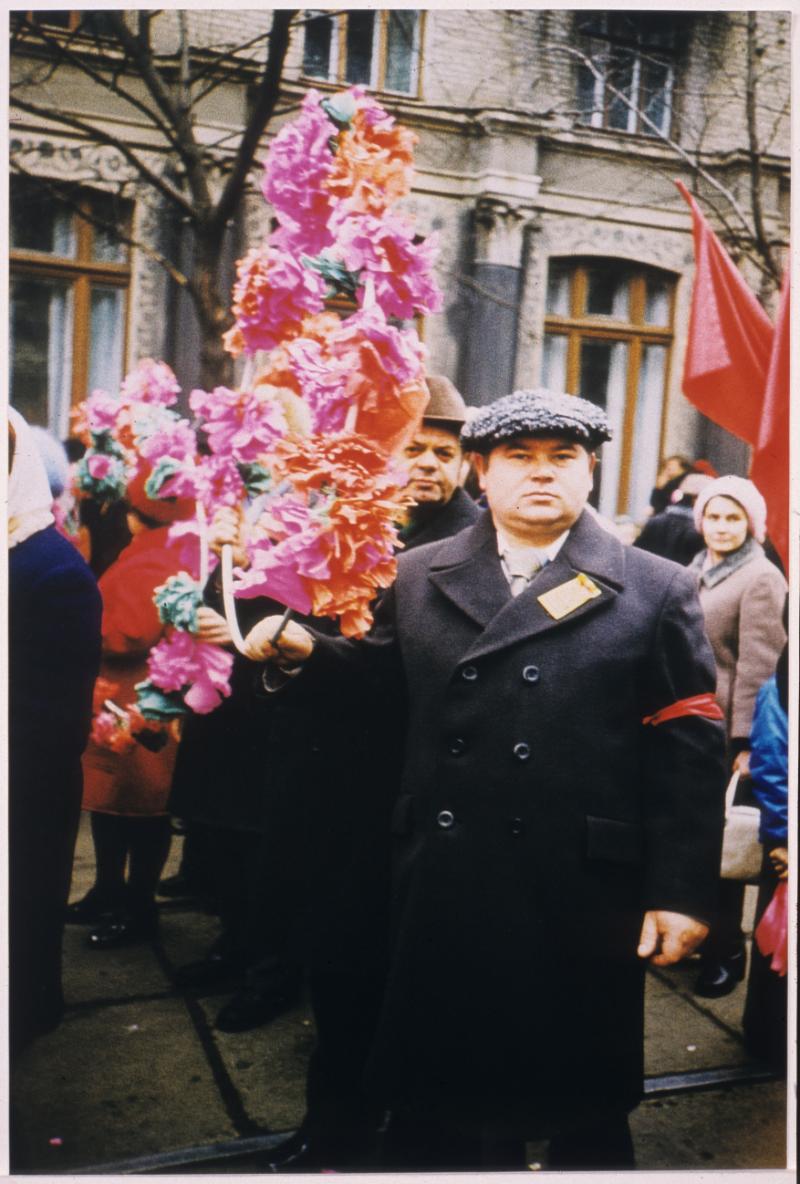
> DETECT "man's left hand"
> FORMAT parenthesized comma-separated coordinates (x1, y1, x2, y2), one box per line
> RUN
(637, 910, 709, 966)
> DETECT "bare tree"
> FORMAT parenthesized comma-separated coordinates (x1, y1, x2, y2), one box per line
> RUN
(10, 10, 298, 387)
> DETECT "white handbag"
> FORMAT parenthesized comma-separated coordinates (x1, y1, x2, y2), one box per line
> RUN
(720, 770, 763, 882)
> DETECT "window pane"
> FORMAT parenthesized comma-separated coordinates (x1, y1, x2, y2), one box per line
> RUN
(541, 334, 568, 392)
(10, 276, 73, 433)
(629, 344, 667, 519)
(644, 276, 671, 325)
(89, 286, 126, 394)
(11, 180, 75, 257)
(640, 58, 672, 136)
(585, 264, 629, 319)
(345, 10, 375, 85)
(89, 193, 128, 263)
(303, 11, 334, 79)
(605, 49, 635, 131)
(32, 10, 72, 27)
(579, 338, 628, 518)
(545, 262, 571, 316)
(385, 10, 417, 93)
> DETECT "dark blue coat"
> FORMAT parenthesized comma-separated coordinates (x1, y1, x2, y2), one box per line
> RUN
(304, 509, 727, 1126)
(9, 526, 102, 1052)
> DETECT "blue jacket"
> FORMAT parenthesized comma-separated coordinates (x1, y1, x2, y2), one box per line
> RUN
(749, 675, 788, 845)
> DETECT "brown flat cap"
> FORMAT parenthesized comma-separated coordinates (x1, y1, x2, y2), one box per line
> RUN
(423, 375, 468, 428)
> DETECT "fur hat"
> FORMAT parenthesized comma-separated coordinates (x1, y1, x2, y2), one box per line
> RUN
(460, 388, 611, 454)
(422, 375, 468, 430)
(693, 475, 767, 544)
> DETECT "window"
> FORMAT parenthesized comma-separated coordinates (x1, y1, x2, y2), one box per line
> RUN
(575, 12, 677, 136)
(302, 10, 421, 96)
(541, 259, 675, 520)
(10, 178, 131, 436)
(19, 10, 119, 36)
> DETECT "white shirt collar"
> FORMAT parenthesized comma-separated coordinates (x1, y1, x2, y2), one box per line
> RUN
(496, 526, 570, 567)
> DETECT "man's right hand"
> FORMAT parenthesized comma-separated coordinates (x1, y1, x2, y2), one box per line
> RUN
(243, 616, 315, 665)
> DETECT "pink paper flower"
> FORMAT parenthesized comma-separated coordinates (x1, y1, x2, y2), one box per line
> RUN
(193, 453, 246, 512)
(285, 338, 351, 434)
(120, 359, 181, 406)
(190, 385, 287, 463)
(262, 90, 336, 257)
(227, 243, 327, 356)
(86, 453, 116, 480)
(147, 631, 233, 714)
(331, 304, 425, 387)
(138, 418, 198, 464)
(334, 213, 443, 319)
(85, 389, 121, 435)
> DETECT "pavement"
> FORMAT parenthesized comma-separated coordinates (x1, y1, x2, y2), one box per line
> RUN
(8, 815, 792, 1176)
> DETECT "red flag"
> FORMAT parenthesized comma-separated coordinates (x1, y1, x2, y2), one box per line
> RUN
(749, 270, 790, 573)
(676, 180, 773, 445)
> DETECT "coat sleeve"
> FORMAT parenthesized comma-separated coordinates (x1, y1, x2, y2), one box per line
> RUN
(730, 567, 788, 741)
(100, 554, 175, 655)
(640, 566, 728, 923)
(749, 677, 789, 846)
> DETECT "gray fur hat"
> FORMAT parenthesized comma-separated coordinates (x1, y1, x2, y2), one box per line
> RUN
(460, 388, 611, 453)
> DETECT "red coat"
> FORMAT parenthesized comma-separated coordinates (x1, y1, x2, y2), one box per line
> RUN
(82, 526, 187, 816)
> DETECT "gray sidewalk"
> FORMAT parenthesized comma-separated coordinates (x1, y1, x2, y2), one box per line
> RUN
(9, 816, 789, 1174)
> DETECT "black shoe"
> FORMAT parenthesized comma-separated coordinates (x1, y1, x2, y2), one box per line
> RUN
(87, 911, 158, 950)
(157, 873, 198, 900)
(173, 950, 247, 990)
(65, 889, 117, 925)
(215, 985, 299, 1033)
(694, 949, 747, 998)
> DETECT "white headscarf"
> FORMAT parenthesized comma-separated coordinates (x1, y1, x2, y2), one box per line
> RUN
(7, 406, 55, 548)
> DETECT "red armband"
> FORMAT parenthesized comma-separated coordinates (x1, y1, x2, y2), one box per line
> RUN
(642, 693, 724, 727)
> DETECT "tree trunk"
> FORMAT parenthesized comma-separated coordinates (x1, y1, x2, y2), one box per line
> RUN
(191, 226, 235, 390)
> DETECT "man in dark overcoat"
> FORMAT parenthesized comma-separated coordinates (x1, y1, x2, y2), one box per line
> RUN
(244, 388, 727, 1171)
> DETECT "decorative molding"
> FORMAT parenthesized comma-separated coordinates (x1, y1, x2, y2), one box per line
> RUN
(474, 195, 541, 267)
(9, 130, 141, 188)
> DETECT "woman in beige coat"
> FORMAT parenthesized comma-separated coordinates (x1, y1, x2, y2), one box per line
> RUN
(690, 475, 787, 998)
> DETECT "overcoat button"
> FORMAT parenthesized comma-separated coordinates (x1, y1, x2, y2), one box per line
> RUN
(449, 737, 466, 756)
(513, 742, 531, 760)
(461, 665, 478, 682)
(437, 810, 455, 829)
(522, 665, 540, 684)
(510, 817, 524, 836)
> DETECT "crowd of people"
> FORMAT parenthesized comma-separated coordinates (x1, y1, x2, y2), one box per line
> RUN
(7, 379, 790, 1170)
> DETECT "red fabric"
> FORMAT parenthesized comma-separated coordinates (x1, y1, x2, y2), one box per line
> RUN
(675, 180, 774, 446)
(755, 880, 788, 976)
(642, 692, 724, 727)
(83, 526, 188, 816)
(749, 270, 790, 575)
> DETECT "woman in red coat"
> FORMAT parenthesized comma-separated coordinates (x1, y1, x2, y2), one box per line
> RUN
(69, 465, 195, 948)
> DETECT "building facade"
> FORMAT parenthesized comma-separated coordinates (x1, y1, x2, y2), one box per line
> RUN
(10, 8, 791, 521)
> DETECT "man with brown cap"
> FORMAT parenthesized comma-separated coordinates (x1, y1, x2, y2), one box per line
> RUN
(395, 375, 482, 547)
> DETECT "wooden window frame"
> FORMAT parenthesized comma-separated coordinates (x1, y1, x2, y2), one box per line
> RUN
(301, 9, 423, 99)
(544, 261, 675, 514)
(10, 185, 132, 412)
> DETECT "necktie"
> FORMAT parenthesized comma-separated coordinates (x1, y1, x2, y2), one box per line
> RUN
(502, 551, 546, 597)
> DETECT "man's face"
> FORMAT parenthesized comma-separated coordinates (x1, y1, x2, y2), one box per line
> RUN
(399, 424, 463, 506)
(474, 435, 595, 543)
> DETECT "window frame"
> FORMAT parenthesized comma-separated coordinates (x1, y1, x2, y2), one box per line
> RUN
(301, 9, 424, 99)
(575, 14, 677, 137)
(10, 182, 132, 422)
(542, 259, 676, 515)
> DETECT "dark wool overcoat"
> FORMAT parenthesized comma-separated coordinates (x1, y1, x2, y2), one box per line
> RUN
(305, 508, 727, 1129)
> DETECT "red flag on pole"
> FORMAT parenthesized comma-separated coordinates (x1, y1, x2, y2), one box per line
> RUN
(675, 180, 773, 446)
(749, 270, 790, 574)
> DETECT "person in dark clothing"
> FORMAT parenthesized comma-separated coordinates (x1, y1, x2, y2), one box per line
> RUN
(648, 454, 694, 515)
(8, 409, 102, 1058)
(245, 388, 726, 1172)
(635, 472, 712, 566)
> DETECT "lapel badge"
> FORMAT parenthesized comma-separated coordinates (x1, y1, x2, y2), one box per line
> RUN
(537, 572, 602, 620)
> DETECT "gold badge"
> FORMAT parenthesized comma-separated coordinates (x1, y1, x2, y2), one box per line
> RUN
(537, 572, 602, 620)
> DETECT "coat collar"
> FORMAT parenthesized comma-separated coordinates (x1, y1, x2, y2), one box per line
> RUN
(428, 509, 625, 659)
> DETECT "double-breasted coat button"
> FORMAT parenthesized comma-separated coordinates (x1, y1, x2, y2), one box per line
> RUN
(437, 810, 455, 829)
(449, 737, 467, 756)
(522, 665, 540, 684)
(461, 665, 478, 682)
(513, 741, 531, 760)
(510, 817, 524, 836)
